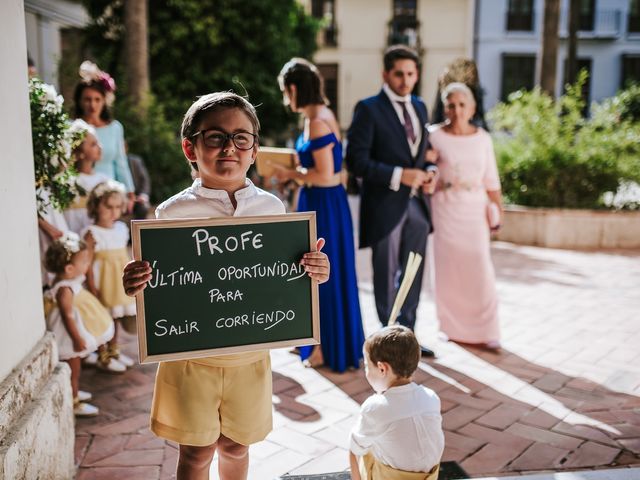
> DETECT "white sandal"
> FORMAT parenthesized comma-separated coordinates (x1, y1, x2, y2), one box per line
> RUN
(116, 352, 135, 368)
(97, 357, 126, 374)
(74, 400, 99, 417)
(77, 390, 92, 402)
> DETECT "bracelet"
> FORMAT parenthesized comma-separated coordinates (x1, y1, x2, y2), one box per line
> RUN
(294, 166, 308, 186)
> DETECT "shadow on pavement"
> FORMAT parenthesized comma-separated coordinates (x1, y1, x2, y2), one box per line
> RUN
(313, 340, 640, 478)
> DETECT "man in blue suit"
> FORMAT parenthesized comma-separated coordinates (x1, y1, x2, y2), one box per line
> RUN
(346, 45, 437, 356)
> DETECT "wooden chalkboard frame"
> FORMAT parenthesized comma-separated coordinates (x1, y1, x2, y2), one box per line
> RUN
(131, 212, 319, 363)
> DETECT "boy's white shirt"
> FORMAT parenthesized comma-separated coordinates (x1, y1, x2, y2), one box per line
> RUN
(156, 177, 285, 219)
(154, 177, 286, 367)
(350, 382, 444, 473)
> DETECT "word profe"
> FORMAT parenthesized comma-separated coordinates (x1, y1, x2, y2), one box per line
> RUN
(193, 229, 263, 256)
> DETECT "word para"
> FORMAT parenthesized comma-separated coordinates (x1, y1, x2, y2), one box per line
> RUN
(193, 229, 263, 256)
(209, 289, 244, 303)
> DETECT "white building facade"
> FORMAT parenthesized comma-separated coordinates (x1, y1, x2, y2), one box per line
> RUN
(302, 0, 477, 126)
(24, 0, 89, 89)
(474, 0, 640, 110)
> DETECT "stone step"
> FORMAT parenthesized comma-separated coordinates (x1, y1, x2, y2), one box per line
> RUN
(277, 461, 469, 480)
(278, 466, 640, 480)
(278, 474, 350, 480)
(473, 466, 640, 480)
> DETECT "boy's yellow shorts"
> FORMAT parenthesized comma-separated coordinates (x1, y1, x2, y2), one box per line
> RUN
(150, 356, 273, 446)
(359, 453, 440, 480)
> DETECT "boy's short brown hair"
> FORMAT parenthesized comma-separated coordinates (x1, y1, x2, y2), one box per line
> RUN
(365, 325, 420, 378)
(181, 92, 260, 141)
(180, 92, 260, 173)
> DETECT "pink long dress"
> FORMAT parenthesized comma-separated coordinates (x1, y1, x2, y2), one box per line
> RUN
(428, 127, 501, 344)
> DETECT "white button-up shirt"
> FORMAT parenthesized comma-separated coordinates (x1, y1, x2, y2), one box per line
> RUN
(383, 84, 423, 191)
(350, 382, 444, 473)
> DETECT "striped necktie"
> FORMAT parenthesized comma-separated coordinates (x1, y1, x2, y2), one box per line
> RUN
(397, 101, 416, 144)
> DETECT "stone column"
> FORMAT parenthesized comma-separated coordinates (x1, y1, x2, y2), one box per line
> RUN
(0, 0, 74, 477)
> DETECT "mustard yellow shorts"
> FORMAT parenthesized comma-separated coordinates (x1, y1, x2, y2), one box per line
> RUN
(359, 453, 440, 480)
(150, 357, 273, 446)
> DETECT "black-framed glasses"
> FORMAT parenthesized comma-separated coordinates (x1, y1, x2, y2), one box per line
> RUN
(191, 129, 258, 150)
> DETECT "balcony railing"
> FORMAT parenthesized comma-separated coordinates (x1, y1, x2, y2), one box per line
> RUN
(559, 8, 622, 39)
(316, 23, 338, 48)
(388, 19, 421, 48)
(323, 24, 338, 47)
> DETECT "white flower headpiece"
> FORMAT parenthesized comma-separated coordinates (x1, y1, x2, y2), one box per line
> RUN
(79, 60, 117, 106)
(68, 118, 97, 139)
(60, 231, 82, 259)
(92, 179, 126, 200)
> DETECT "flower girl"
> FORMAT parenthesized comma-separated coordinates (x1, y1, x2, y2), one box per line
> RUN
(83, 180, 136, 372)
(44, 233, 114, 416)
(63, 119, 109, 234)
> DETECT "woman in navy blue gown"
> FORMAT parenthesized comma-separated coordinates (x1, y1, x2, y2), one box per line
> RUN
(275, 58, 364, 373)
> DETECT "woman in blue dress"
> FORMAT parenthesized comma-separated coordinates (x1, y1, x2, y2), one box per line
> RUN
(275, 58, 364, 373)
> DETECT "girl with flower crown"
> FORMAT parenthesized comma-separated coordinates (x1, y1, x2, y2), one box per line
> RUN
(73, 61, 136, 212)
(43, 232, 114, 417)
(82, 180, 136, 373)
(63, 119, 110, 234)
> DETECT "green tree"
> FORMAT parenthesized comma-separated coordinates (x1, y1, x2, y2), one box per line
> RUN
(489, 73, 640, 209)
(81, 0, 318, 200)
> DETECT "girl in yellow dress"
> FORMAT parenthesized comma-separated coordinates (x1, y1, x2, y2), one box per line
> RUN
(44, 233, 114, 416)
(82, 180, 136, 372)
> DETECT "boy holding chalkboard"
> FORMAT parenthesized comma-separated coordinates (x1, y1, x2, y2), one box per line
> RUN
(122, 92, 329, 480)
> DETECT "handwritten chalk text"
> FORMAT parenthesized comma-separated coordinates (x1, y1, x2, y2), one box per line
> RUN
(215, 309, 295, 331)
(154, 319, 200, 337)
(192, 229, 263, 256)
(217, 261, 304, 281)
(148, 261, 203, 288)
(209, 288, 244, 303)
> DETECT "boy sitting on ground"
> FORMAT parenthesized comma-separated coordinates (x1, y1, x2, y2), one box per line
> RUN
(350, 325, 444, 480)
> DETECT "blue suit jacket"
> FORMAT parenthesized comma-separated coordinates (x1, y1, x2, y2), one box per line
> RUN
(346, 90, 434, 248)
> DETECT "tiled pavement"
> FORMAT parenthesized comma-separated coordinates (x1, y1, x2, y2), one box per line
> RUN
(75, 241, 640, 479)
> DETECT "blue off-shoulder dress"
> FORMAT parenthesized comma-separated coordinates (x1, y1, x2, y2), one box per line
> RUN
(296, 132, 364, 372)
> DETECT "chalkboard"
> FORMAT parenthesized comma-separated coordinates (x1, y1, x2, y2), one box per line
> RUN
(131, 212, 319, 363)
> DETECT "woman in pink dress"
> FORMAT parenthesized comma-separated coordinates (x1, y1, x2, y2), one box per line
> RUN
(428, 82, 503, 350)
